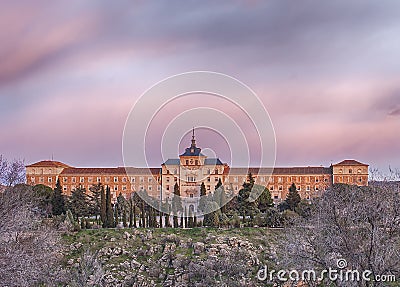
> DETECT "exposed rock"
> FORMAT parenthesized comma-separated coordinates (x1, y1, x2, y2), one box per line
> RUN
(193, 242, 205, 255)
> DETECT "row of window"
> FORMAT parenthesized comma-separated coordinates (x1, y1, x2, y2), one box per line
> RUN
(61, 176, 158, 184)
(338, 168, 364, 174)
(63, 184, 161, 193)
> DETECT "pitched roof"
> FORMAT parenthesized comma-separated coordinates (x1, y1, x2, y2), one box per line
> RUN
(180, 146, 205, 156)
(26, 160, 71, 168)
(204, 158, 223, 165)
(333, 160, 368, 166)
(163, 159, 180, 165)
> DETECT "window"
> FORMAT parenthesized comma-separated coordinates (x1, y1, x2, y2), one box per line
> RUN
(190, 194, 193, 198)
(148, 177, 152, 183)
(359, 178, 362, 183)
(39, 177, 44, 183)
(63, 177, 67, 183)
(157, 186, 161, 191)
(270, 186, 274, 191)
(207, 185, 210, 190)
(195, 160, 198, 165)
(63, 186, 67, 191)
(215, 169, 219, 175)
(122, 177, 127, 183)
(349, 169, 352, 174)
(297, 186, 301, 191)
(278, 177, 282, 183)
(97, 177, 101, 182)
(339, 169, 343, 174)
(278, 186, 283, 191)
(166, 185, 170, 191)
(274, 195, 279, 199)
(80, 177, 84, 183)
(315, 186, 319, 191)
(105, 177, 110, 182)
(235, 186, 238, 191)
(358, 169, 362, 174)
(306, 185, 311, 191)
(215, 177, 219, 182)
(315, 178, 319, 183)
(187, 176, 196, 182)
(207, 177, 211, 182)
(148, 186, 152, 191)
(130, 177, 135, 183)
(122, 186, 127, 191)
(49, 169, 52, 173)
(114, 177, 118, 182)
(48, 177, 52, 183)
(324, 178, 328, 182)
(114, 186, 118, 191)
(186, 160, 189, 165)
(269, 177, 274, 183)
(88, 177, 93, 183)
(31, 177, 35, 183)
(140, 177, 144, 183)
(72, 177, 76, 183)
(166, 177, 170, 183)
(174, 177, 177, 182)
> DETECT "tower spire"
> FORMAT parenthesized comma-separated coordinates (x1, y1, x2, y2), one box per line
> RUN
(191, 127, 196, 148)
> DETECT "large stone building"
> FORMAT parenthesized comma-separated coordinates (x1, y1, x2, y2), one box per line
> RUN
(26, 131, 369, 210)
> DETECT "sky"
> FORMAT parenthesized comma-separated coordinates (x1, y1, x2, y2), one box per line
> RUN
(0, 0, 399, 172)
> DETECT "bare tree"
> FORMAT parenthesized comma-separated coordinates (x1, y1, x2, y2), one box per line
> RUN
(0, 155, 25, 186)
(68, 249, 105, 287)
(0, 184, 65, 286)
(281, 183, 400, 287)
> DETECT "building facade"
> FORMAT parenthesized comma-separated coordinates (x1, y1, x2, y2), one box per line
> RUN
(26, 131, 369, 209)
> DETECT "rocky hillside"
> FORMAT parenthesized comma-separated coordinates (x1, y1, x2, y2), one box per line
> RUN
(63, 228, 282, 287)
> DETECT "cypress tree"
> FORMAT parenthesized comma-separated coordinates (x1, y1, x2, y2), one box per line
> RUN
(114, 205, 119, 227)
(105, 186, 114, 228)
(122, 207, 127, 227)
(100, 185, 106, 225)
(129, 198, 133, 228)
(52, 179, 65, 216)
(172, 183, 182, 228)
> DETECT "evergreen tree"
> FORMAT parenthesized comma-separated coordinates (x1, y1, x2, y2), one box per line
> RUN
(100, 185, 106, 225)
(88, 183, 102, 221)
(286, 183, 301, 211)
(104, 186, 114, 228)
(236, 173, 259, 224)
(114, 204, 119, 227)
(129, 198, 133, 228)
(172, 183, 182, 228)
(52, 179, 65, 216)
(194, 212, 197, 227)
(257, 186, 274, 213)
(198, 182, 208, 213)
(67, 186, 88, 220)
(219, 186, 228, 214)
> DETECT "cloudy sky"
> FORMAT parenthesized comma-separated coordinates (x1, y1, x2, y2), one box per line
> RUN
(1, 0, 399, 171)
